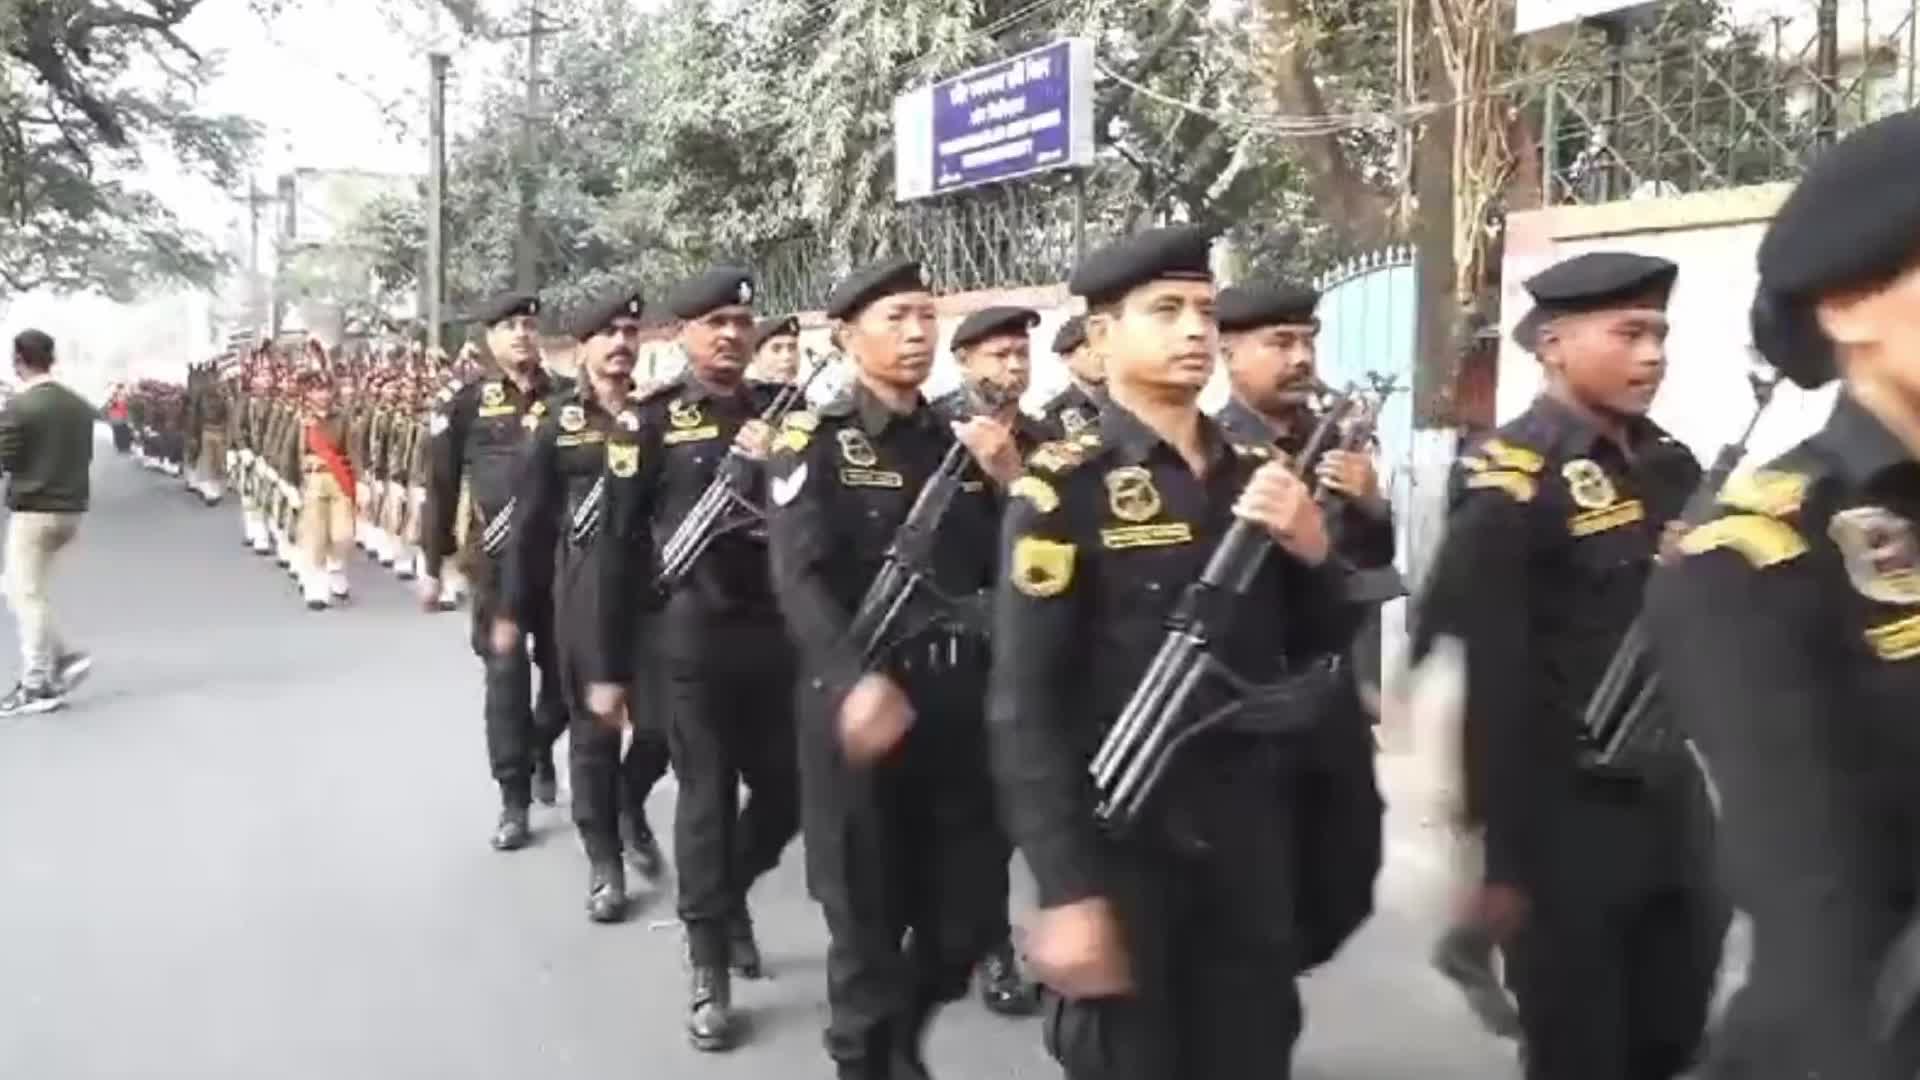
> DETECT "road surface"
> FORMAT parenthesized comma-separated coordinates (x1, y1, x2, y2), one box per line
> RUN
(0, 437, 1517, 1079)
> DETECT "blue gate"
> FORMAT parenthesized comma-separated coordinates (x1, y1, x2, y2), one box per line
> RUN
(1313, 245, 1419, 563)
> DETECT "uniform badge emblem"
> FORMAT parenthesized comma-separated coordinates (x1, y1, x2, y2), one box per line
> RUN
(1061, 408, 1088, 435)
(607, 442, 639, 478)
(559, 404, 586, 433)
(1829, 507, 1920, 605)
(1562, 459, 1617, 510)
(668, 399, 702, 429)
(1010, 536, 1076, 598)
(737, 280, 753, 304)
(837, 428, 878, 468)
(1104, 466, 1163, 523)
(481, 382, 506, 408)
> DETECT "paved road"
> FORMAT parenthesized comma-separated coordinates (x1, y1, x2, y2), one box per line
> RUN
(0, 438, 1516, 1080)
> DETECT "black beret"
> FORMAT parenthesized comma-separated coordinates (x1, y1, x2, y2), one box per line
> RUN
(1068, 225, 1216, 306)
(566, 288, 646, 341)
(1051, 315, 1087, 355)
(468, 292, 541, 327)
(951, 306, 1039, 351)
(1216, 282, 1321, 333)
(665, 266, 755, 320)
(752, 315, 799, 352)
(1749, 287, 1836, 390)
(826, 258, 929, 320)
(1759, 110, 1920, 300)
(1511, 252, 1677, 350)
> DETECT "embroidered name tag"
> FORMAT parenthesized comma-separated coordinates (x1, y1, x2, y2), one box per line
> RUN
(1864, 614, 1920, 662)
(664, 425, 720, 446)
(1568, 499, 1645, 537)
(555, 431, 606, 448)
(1101, 522, 1194, 550)
(840, 468, 904, 489)
(961, 480, 986, 493)
(477, 405, 517, 419)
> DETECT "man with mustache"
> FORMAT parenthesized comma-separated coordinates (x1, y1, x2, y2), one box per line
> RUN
(1415, 252, 1726, 1080)
(496, 288, 659, 922)
(589, 267, 800, 1051)
(1036, 314, 1104, 441)
(767, 258, 1022, 1079)
(419, 293, 568, 851)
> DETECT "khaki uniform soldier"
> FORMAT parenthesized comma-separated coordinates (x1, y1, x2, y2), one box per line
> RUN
(295, 372, 356, 609)
(346, 379, 375, 552)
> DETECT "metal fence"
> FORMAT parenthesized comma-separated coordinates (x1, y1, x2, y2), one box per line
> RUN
(1536, 0, 1918, 205)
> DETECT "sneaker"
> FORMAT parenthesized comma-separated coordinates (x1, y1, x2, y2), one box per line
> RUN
(0, 682, 65, 718)
(55, 652, 93, 693)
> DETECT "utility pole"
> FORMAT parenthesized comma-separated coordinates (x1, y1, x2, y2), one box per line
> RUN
(427, 52, 450, 352)
(243, 176, 278, 338)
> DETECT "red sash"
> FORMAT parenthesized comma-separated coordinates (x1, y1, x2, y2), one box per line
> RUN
(305, 421, 357, 503)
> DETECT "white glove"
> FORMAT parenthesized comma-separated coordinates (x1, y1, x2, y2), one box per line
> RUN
(224, 451, 237, 471)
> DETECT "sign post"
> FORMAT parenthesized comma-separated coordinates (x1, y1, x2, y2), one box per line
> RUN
(894, 38, 1096, 202)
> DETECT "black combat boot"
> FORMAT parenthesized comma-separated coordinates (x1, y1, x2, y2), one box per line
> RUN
(585, 860, 628, 924)
(531, 752, 558, 807)
(623, 810, 664, 884)
(728, 908, 763, 979)
(686, 964, 736, 1051)
(978, 939, 1040, 1017)
(490, 805, 532, 851)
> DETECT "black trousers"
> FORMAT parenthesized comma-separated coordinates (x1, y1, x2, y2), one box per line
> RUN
(467, 553, 566, 809)
(1046, 750, 1307, 1080)
(552, 542, 671, 860)
(799, 653, 1004, 1077)
(662, 617, 801, 965)
(1507, 774, 1729, 1080)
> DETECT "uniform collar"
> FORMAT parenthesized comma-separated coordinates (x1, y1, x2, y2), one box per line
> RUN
(1527, 393, 1666, 461)
(852, 379, 931, 438)
(1098, 398, 1234, 469)
(1822, 391, 1917, 484)
(679, 373, 751, 405)
(1217, 396, 1309, 451)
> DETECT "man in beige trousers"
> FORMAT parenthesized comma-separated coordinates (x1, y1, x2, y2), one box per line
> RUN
(0, 330, 96, 717)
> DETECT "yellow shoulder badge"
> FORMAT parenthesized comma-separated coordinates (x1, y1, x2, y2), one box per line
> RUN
(1029, 439, 1089, 474)
(1716, 469, 1809, 519)
(1481, 438, 1545, 474)
(1010, 536, 1076, 598)
(777, 410, 818, 453)
(1464, 469, 1537, 503)
(1678, 513, 1808, 569)
(1009, 474, 1059, 514)
(607, 442, 640, 479)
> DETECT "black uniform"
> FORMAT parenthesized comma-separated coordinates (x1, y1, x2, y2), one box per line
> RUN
(501, 385, 665, 869)
(989, 404, 1365, 1079)
(767, 380, 1005, 1077)
(1420, 395, 1727, 1080)
(1035, 382, 1103, 442)
(597, 376, 800, 963)
(1214, 398, 1395, 570)
(422, 368, 566, 812)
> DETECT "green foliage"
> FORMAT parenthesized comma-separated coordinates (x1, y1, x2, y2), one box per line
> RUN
(0, 0, 258, 298)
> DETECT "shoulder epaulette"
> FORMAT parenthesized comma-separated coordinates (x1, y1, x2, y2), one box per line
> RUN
(1028, 438, 1094, 475)
(774, 408, 818, 453)
(1479, 437, 1545, 474)
(1463, 469, 1537, 503)
(1678, 513, 1808, 569)
(629, 377, 683, 407)
(1714, 468, 1809, 519)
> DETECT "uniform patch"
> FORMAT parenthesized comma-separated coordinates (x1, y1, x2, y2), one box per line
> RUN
(1716, 469, 1808, 518)
(1829, 507, 1920, 605)
(607, 442, 640, 478)
(1010, 536, 1076, 598)
(771, 464, 808, 506)
(559, 404, 586, 433)
(1231, 442, 1275, 461)
(781, 410, 819, 434)
(1678, 514, 1807, 568)
(1569, 499, 1645, 537)
(429, 414, 449, 436)
(664, 425, 721, 446)
(1104, 466, 1162, 523)
(1465, 469, 1536, 503)
(1482, 439, 1544, 474)
(837, 428, 879, 468)
(1029, 439, 1089, 473)
(556, 431, 605, 448)
(1562, 459, 1618, 510)
(668, 399, 703, 429)
(478, 405, 517, 419)
(840, 467, 903, 489)
(1101, 522, 1194, 549)
(522, 412, 542, 433)
(1863, 613, 1920, 662)
(481, 382, 506, 408)
(1010, 475, 1059, 514)
(776, 428, 812, 454)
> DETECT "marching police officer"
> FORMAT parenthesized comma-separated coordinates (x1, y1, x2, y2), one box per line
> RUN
(1418, 252, 1726, 1080)
(590, 267, 801, 1051)
(766, 258, 1021, 1079)
(419, 293, 567, 850)
(748, 314, 801, 386)
(498, 288, 649, 922)
(988, 225, 1365, 1079)
(1035, 314, 1103, 440)
(1648, 109, 1920, 1079)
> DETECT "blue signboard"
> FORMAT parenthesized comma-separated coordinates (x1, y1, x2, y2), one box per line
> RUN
(895, 39, 1095, 202)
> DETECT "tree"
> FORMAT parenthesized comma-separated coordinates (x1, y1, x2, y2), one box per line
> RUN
(0, 0, 257, 298)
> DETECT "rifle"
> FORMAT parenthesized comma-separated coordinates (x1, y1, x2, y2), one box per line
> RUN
(844, 379, 1014, 668)
(1579, 358, 1781, 773)
(640, 353, 836, 574)
(1089, 377, 1399, 830)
